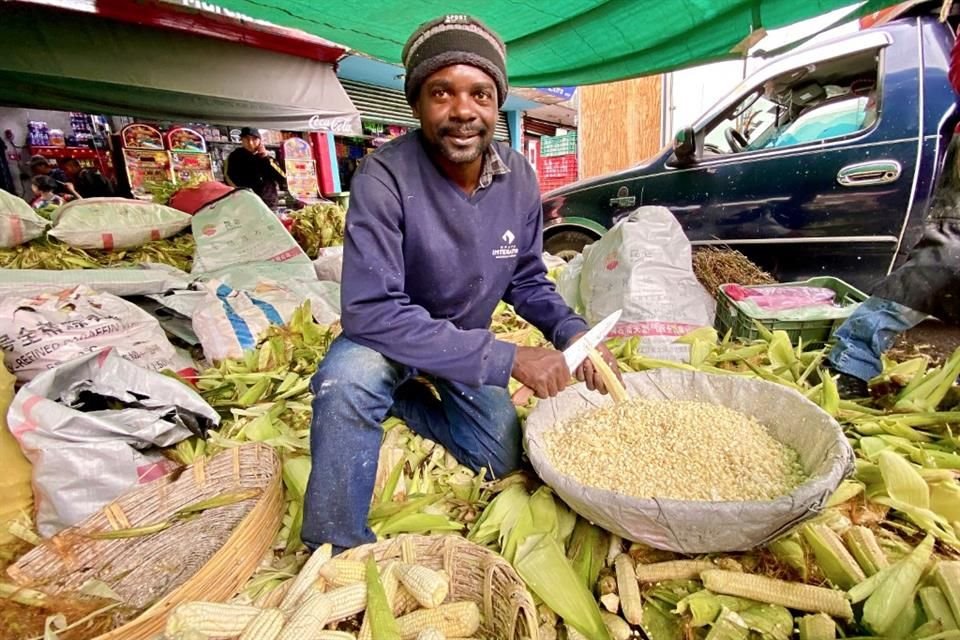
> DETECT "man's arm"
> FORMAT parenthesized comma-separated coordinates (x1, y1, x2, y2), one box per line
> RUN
(340, 173, 516, 388)
(502, 200, 588, 349)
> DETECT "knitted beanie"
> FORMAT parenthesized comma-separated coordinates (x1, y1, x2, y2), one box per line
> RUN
(402, 15, 508, 107)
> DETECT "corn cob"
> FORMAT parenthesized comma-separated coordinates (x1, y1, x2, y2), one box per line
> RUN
(280, 544, 332, 613)
(318, 559, 367, 587)
(614, 554, 642, 625)
(700, 570, 854, 619)
(798, 614, 835, 640)
(395, 563, 449, 609)
(842, 526, 888, 577)
(634, 559, 716, 583)
(315, 633, 358, 640)
(920, 586, 959, 630)
(587, 349, 628, 403)
(395, 601, 481, 640)
(416, 629, 446, 640)
(318, 583, 369, 623)
(239, 608, 285, 640)
(801, 524, 865, 590)
(277, 591, 334, 640)
(164, 602, 262, 637)
(600, 611, 632, 640)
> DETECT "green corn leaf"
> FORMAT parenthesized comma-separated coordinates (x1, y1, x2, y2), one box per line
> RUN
(862, 535, 935, 634)
(878, 450, 930, 510)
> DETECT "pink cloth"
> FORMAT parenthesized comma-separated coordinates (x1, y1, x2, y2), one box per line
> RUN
(723, 284, 837, 311)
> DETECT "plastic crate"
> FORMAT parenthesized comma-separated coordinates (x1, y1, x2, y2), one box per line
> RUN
(540, 133, 578, 157)
(713, 276, 868, 346)
(539, 154, 578, 179)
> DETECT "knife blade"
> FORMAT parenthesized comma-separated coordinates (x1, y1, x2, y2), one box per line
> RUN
(562, 309, 622, 373)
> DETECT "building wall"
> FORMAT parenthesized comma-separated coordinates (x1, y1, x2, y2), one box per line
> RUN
(578, 76, 663, 179)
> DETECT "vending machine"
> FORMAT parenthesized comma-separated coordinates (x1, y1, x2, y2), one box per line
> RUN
(120, 123, 172, 199)
(167, 127, 215, 185)
(282, 137, 320, 202)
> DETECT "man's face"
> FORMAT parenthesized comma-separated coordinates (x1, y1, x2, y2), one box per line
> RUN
(241, 135, 261, 153)
(413, 64, 498, 165)
(31, 163, 50, 176)
(63, 161, 80, 178)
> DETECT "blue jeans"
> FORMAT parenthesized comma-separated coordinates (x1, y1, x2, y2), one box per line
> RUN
(828, 297, 927, 381)
(302, 335, 522, 552)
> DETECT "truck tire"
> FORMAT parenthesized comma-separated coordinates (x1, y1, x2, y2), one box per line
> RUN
(544, 229, 596, 261)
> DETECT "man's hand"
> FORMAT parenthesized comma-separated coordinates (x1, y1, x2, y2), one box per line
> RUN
(511, 346, 570, 399)
(255, 146, 269, 157)
(566, 331, 623, 394)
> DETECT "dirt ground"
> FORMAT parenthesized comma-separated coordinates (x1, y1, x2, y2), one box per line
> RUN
(888, 320, 960, 366)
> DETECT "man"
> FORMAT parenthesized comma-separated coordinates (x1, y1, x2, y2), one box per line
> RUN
(224, 127, 285, 208)
(28, 155, 79, 200)
(828, 33, 960, 395)
(62, 158, 114, 199)
(302, 15, 621, 553)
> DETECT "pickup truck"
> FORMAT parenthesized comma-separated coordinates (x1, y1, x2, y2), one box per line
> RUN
(541, 5, 959, 291)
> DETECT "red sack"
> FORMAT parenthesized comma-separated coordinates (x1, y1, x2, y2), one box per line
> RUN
(169, 181, 235, 215)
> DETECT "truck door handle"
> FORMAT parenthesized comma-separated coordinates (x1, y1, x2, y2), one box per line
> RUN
(837, 160, 901, 186)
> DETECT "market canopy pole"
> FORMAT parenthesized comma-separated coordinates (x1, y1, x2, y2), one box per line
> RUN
(210, 0, 906, 87)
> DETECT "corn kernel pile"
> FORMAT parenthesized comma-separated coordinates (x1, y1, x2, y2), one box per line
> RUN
(546, 398, 808, 501)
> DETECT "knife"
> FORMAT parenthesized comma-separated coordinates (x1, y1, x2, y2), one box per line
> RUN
(562, 309, 622, 373)
(510, 309, 623, 405)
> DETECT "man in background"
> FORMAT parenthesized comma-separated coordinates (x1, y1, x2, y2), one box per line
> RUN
(224, 127, 285, 208)
(28, 155, 79, 200)
(62, 158, 113, 199)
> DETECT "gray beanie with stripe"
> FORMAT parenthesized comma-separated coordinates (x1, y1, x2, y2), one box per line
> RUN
(402, 15, 508, 108)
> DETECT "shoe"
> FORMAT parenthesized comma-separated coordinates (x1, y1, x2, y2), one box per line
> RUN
(835, 372, 869, 400)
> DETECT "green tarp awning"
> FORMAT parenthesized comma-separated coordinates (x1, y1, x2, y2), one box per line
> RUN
(211, 0, 902, 86)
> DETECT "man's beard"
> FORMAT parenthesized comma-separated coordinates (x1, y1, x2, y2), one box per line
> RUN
(432, 124, 492, 164)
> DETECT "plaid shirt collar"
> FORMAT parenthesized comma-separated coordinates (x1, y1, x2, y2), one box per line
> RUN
(477, 144, 510, 190)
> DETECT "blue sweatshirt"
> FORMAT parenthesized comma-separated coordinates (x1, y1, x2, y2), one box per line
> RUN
(340, 131, 588, 388)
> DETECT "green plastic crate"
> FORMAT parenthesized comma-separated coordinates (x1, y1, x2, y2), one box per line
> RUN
(540, 133, 578, 157)
(713, 276, 868, 347)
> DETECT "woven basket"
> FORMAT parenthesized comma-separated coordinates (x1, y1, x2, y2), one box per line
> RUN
(7, 443, 283, 640)
(341, 534, 539, 640)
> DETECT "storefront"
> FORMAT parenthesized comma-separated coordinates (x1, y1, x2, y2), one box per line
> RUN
(0, 1, 361, 204)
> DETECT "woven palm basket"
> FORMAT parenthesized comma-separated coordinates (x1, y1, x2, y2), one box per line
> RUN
(341, 534, 540, 640)
(7, 443, 282, 640)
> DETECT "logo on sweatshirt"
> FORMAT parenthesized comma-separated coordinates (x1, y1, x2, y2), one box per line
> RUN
(493, 229, 518, 260)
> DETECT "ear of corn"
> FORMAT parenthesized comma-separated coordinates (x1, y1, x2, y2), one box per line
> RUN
(395, 601, 481, 640)
(842, 526, 888, 576)
(920, 586, 959, 630)
(415, 629, 446, 640)
(587, 349, 628, 403)
(165, 602, 262, 637)
(280, 544, 332, 613)
(363, 555, 401, 640)
(395, 563, 449, 609)
(798, 613, 836, 640)
(599, 593, 620, 614)
(800, 524, 865, 590)
(635, 559, 716, 583)
(599, 611, 632, 640)
(700, 570, 853, 619)
(322, 582, 368, 622)
(613, 553, 642, 626)
(277, 591, 333, 640)
(318, 558, 367, 587)
(862, 534, 934, 634)
(239, 608, 285, 640)
(314, 633, 361, 640)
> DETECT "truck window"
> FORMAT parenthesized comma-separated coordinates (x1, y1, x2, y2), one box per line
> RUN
(701, 49, 880, 157)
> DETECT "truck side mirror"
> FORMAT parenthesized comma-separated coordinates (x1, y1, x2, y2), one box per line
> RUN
(673, 127, 696, 165)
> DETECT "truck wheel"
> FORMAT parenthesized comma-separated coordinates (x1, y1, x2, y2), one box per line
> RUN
(544, 230, 596, 261)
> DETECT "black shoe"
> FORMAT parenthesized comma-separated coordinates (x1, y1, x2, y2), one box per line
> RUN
(835, 372, 869, 400)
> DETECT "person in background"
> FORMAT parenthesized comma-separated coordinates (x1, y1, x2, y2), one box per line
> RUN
(62, 158, 114, 198)
(828, 29, 960, 397)
(28, 155, 80, 200)
(30, 175, 63, 210)
(224, 127, 285, 208)
(301, 14, 621, 554)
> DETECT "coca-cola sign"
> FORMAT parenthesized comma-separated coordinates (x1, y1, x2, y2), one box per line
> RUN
(307, 115, 357, 134)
